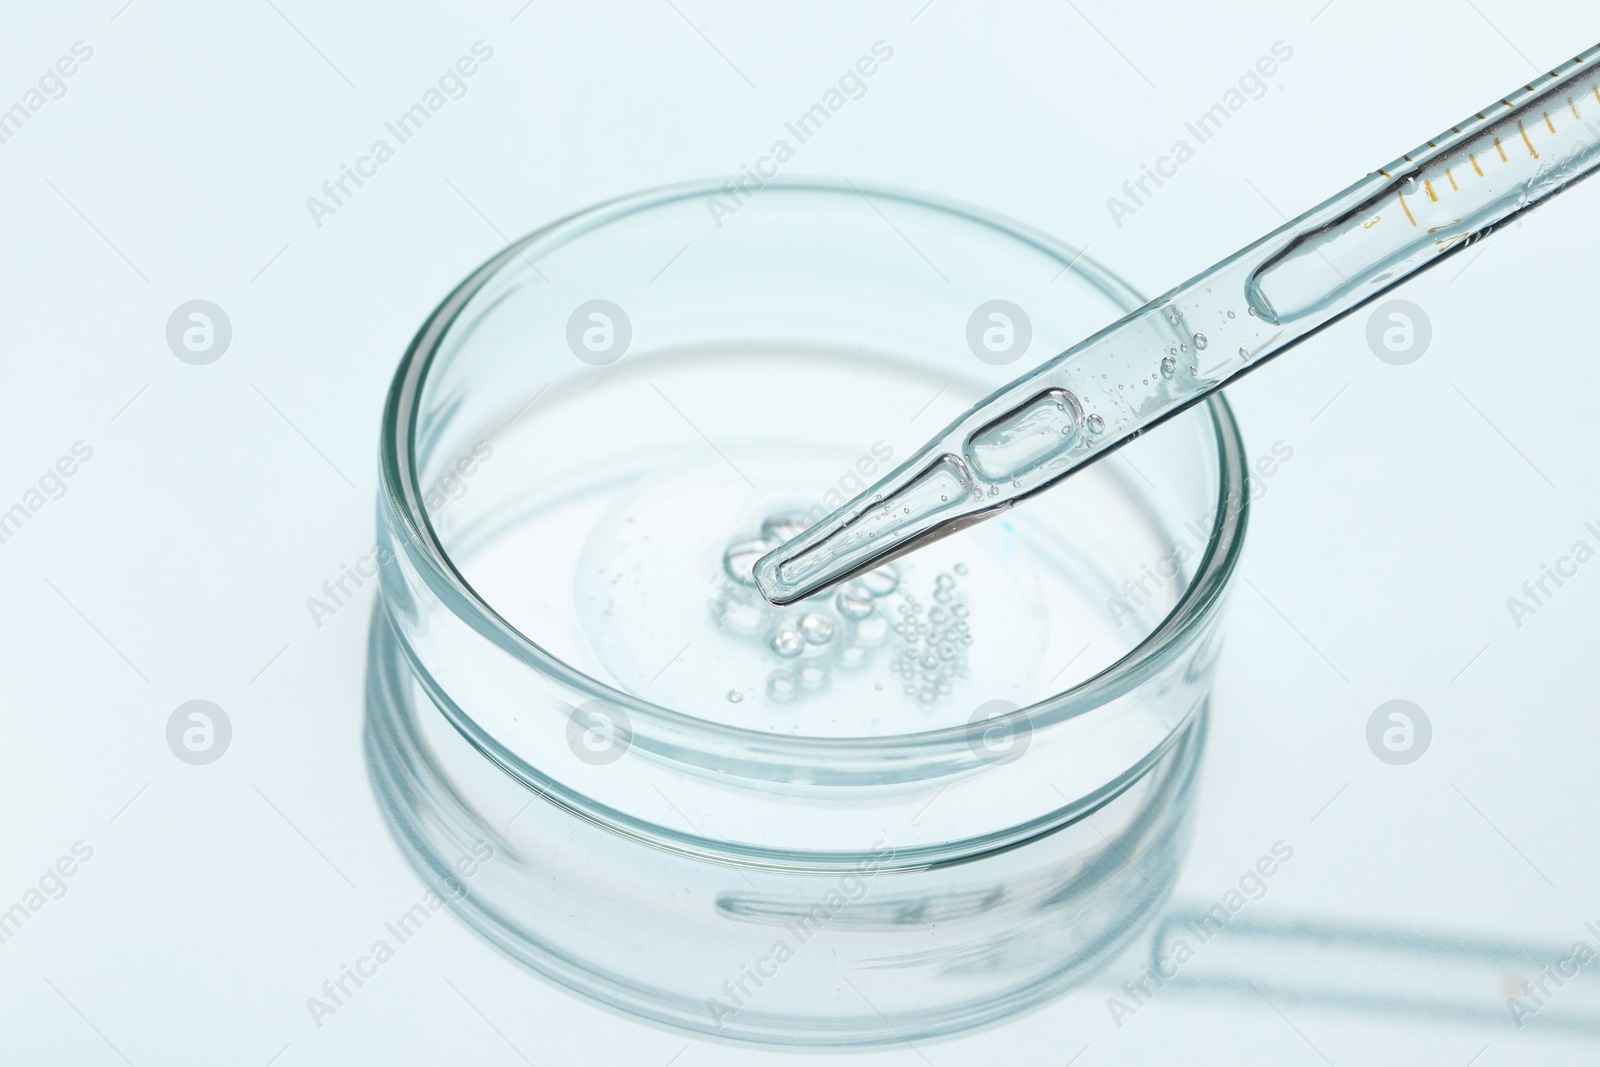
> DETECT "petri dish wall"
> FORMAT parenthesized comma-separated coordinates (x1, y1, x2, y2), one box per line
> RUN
(369, 179, 1249, 1044)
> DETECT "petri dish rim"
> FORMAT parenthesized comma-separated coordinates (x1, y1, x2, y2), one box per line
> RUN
(377, 176, 1249, 772)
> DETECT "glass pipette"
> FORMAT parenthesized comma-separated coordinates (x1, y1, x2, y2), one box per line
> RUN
(755, 43, 1600, 606)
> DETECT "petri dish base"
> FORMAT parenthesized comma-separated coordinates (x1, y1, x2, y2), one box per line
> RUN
(368, 179, 1249, 1044)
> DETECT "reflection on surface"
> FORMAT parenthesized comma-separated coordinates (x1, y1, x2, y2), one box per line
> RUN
(1129, 909, 1600, 1034)
(365, 602, 1600, 1045)
(363, 605, 1208, 1045)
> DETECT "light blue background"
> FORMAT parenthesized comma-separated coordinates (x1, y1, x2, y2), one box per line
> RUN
(1, 1, 1595, 1063)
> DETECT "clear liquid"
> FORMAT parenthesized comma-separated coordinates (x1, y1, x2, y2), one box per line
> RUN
(441, 348, 1191, 738)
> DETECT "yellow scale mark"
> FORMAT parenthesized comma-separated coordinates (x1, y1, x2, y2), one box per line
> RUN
(1594, 86, 1600, 107)
(1545, 111, 1558, 134)
(1572, 98, 1583, 120)
(1446, 167, 1459, 191)
(1424, 178, 1438, 201)
(1470, 152, 1484, 176)
(1397, 188, 1417, 227)
(1495, 137, 1509, 162)
(1519, 120, 1540, 159)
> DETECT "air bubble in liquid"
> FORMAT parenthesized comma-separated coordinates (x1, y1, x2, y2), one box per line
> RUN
(1160, 355, 1178, 379)
(799, 613, 835, 645)
(769, 628, 805, 657)
(722, 538, 776, 586)
(1086, 414, 1105, 434)
(767, 671, 797, 702)
(1193, 333, 1208, 350)
(726, 689, 743, 703)
(857, 565, 899, 597)
(759, 511, 812, 545)
(835, 584, 874, 620)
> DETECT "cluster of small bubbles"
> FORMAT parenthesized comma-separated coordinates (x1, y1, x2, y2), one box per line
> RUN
(1159, 355, 1178, 379)
(733, 515, 905, 703)
(1086, 414, 1105, 434)
(1193, 333, 1208, 350)
(889, 570, 973, 704)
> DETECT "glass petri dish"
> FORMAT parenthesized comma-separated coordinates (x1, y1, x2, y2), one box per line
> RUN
(369, 179, 1248, 1044)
